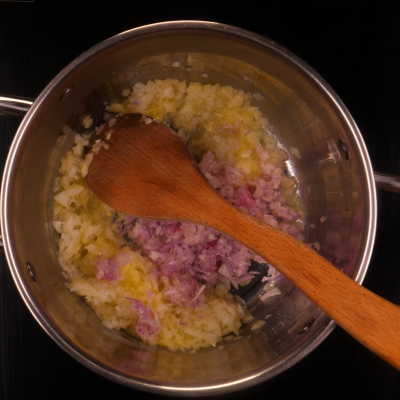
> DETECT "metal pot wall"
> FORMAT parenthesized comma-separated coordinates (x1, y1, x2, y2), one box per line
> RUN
(0, 21, 388, 395)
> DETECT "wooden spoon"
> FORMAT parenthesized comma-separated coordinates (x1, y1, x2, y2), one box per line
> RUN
(86, 113, 400, 370)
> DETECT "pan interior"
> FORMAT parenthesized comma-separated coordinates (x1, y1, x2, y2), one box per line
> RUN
(2, 23, 375, 394)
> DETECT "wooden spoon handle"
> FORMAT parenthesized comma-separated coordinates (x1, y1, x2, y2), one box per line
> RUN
(203, 202, 400, 369)
(85, 113, 399, 368)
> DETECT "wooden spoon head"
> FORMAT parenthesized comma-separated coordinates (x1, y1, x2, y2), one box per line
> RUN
(85, 113, 216, 222)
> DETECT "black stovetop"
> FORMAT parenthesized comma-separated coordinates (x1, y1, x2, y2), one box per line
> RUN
(1, 2, 400, 399)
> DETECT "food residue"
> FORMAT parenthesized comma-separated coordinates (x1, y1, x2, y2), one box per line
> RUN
(52, 79, 305, 352)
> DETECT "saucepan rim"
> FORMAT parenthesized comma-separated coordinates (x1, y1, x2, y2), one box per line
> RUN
(0, 20, 377, 395)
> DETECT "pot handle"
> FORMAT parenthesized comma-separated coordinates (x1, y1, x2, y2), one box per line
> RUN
(0, 94, 34, 253)
(0, 94, 34, 117)
(374, 172, 400, 193)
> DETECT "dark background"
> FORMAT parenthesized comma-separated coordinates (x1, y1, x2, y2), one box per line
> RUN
(1, 1, 400, 399)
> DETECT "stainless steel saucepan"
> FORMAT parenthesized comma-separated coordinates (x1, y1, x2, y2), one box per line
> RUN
(0, 21, 398, 396)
